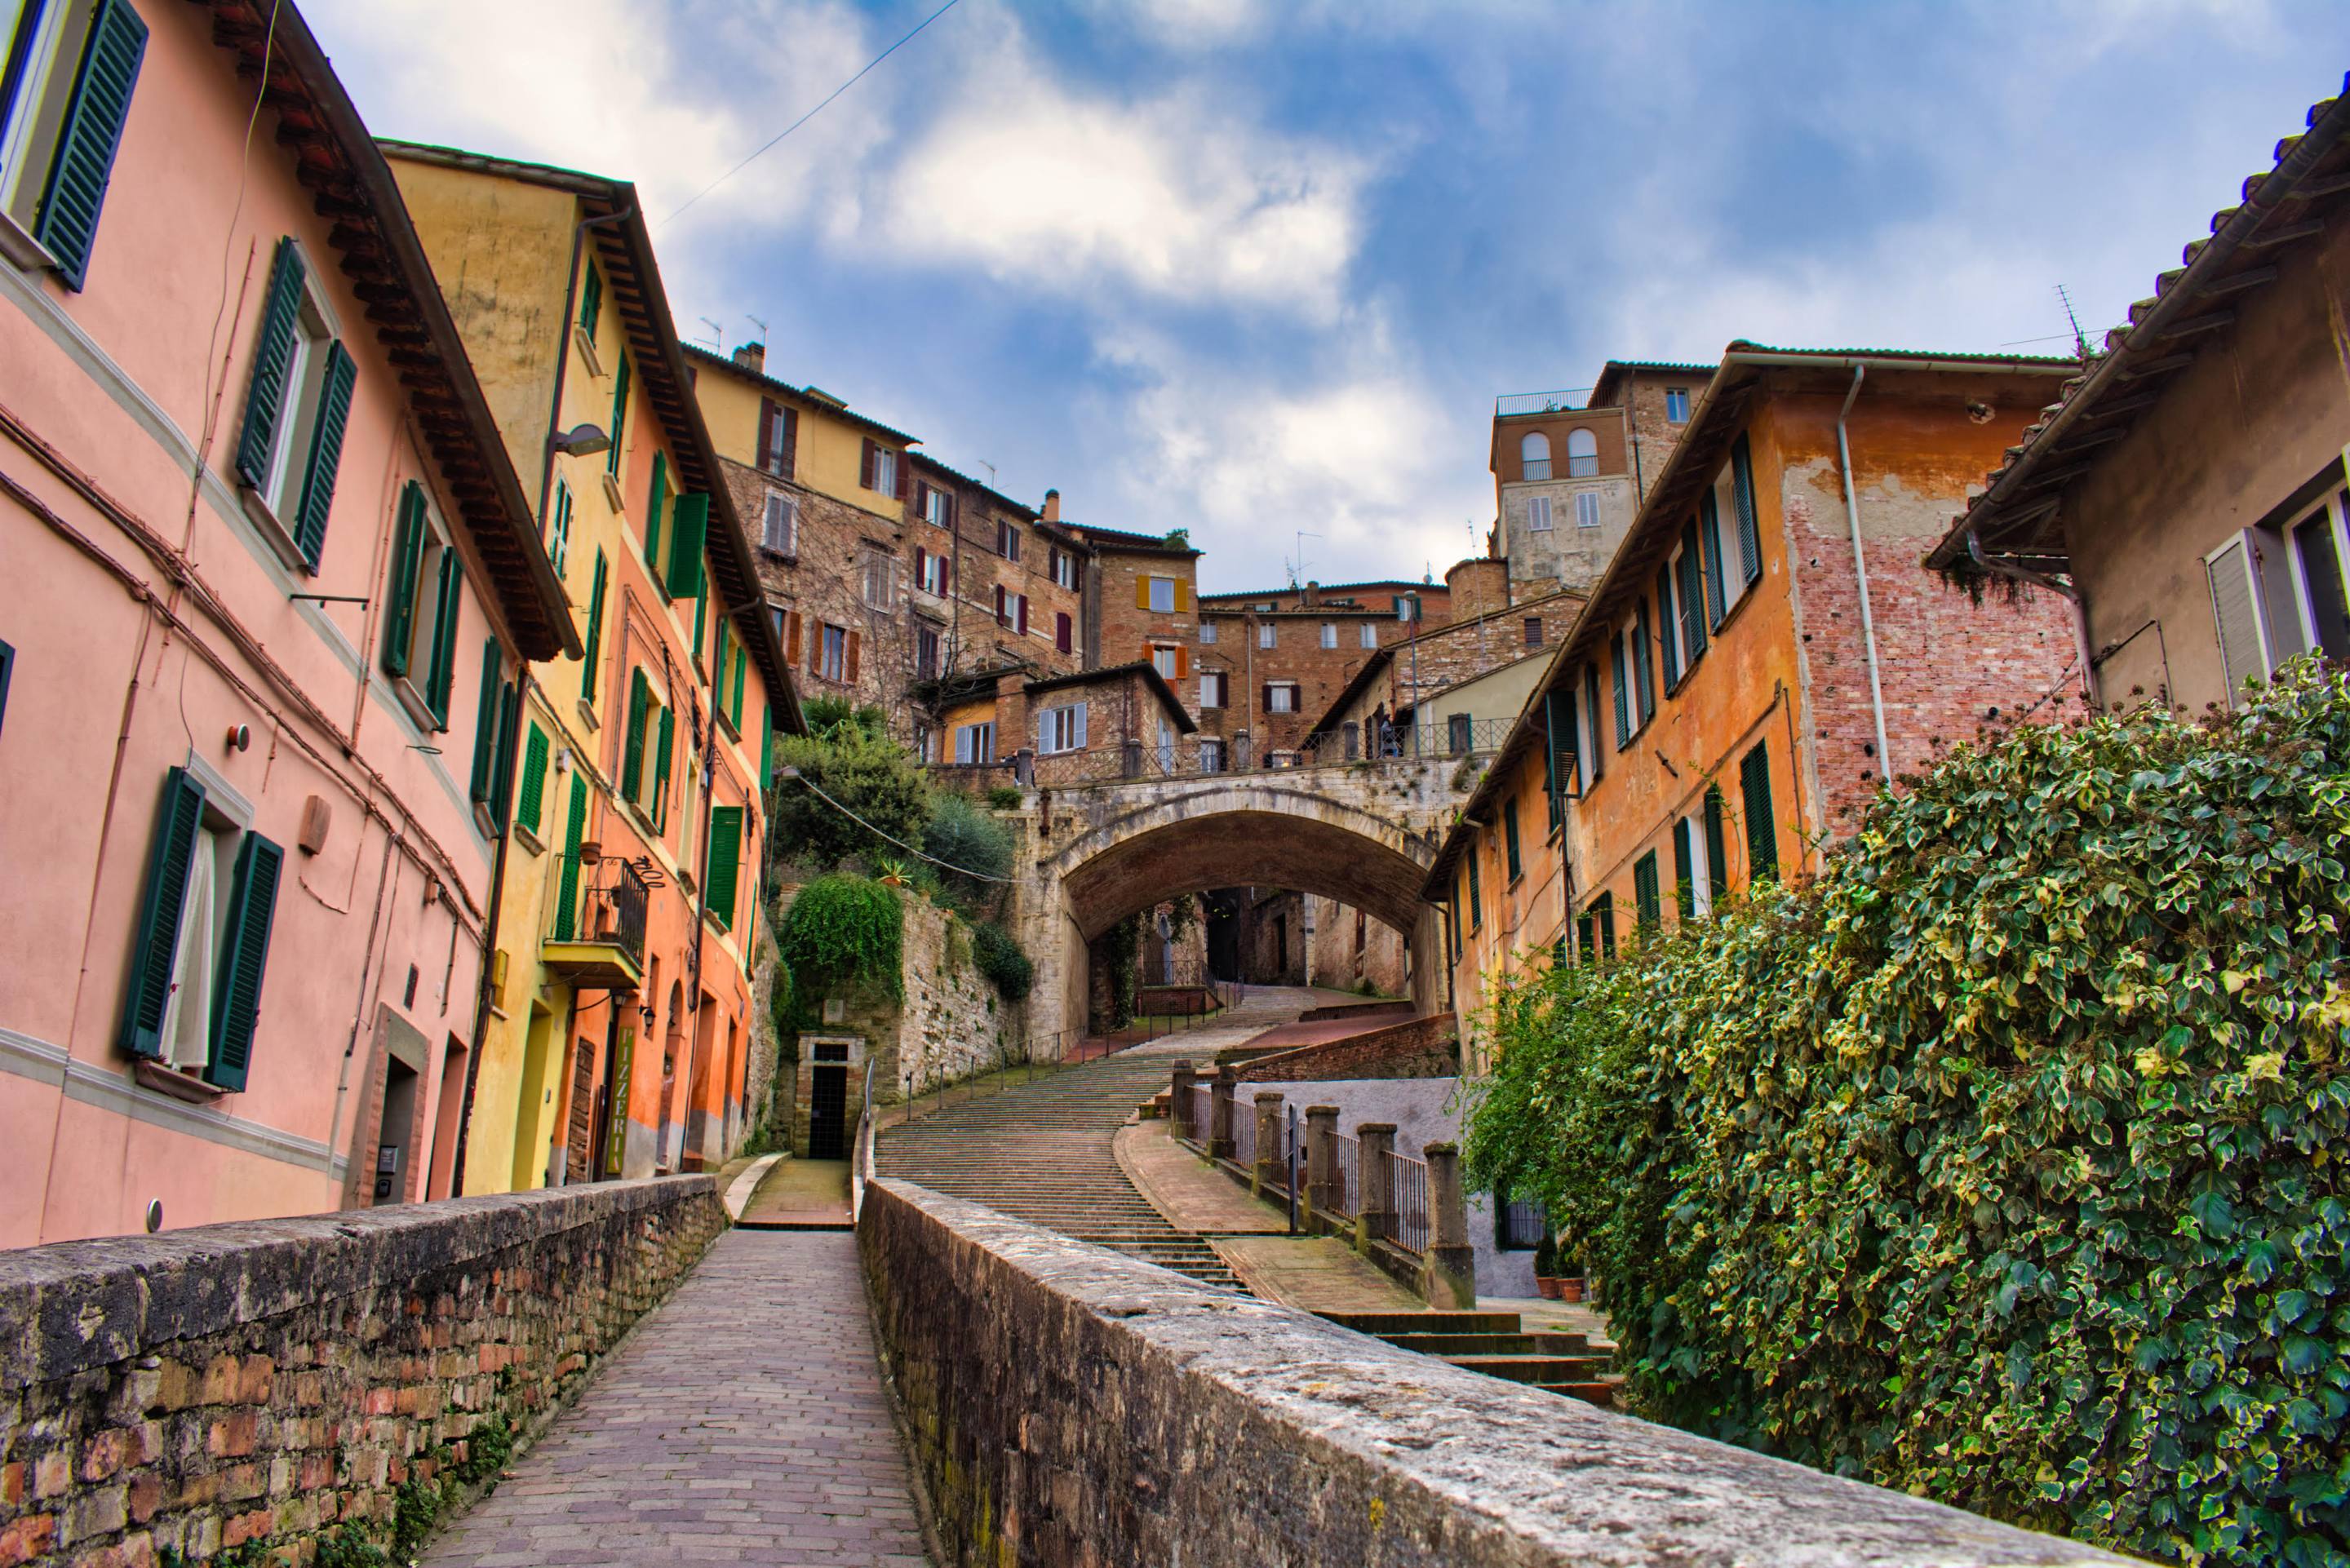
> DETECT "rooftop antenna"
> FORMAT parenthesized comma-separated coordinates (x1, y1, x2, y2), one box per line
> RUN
(979, 460, 998, 489)
(2056, 284, 2092, 361)
(1289, 529, 1321, 589)
(696, 316, 723, 349)
(746, 312, 769, 343)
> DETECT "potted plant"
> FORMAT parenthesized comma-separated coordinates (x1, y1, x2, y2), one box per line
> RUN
(1532, 1231, 1561, 1300)
(1557, 1245, 1586, 1304)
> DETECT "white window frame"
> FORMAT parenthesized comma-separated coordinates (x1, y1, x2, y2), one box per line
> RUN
(1359, 622, 1377, 649)
(1147, 576, 1177, 613)
(0, 0, 97, 229)
(1520, 431, 1551, 482)
(1665, 387, 1691, 423)
(1527, 495, 1554, 532)
(1567, 427, 1599, 478)
(1039, 701, 1088, 755)
(999, 520, 1021, 562)
(1687, 812, 1712, 919)
(239, 248, 347, 560)
(1199, 671, 1226, 709)
(2280, 490, 2350, 662)
(916, 550, 946, 596)
(1051, 549, 1078, 590)
(548, 479, 572, 578)
(1661, 541, 1687, 679)
(391, 496, 456, 728)
(954, 721, 995, 764)
(1199, 620, 1218, 644)
(1576, 491, 1601, 529)
(1258, 622, 1276, 649)
(820, 623, 848, 683)
(1151, 645, 1181, 680)
(761, 490, 798, 556)
(1319, 622, 1337, 649)
(871, 446, 898, 496)
(924, 487, 950, 527)
(1267, 682, 1299, 714)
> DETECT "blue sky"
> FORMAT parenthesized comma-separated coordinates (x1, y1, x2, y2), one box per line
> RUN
(309, 0, 2350, 593)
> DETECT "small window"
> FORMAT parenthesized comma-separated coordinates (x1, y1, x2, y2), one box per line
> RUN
(1524, 617, 1542, 648)
(1050, 547, 1079, 589)
(379, 482, 463, 730)
(1148, 576, 1176, 613)
(1447, 713, 1471, 755)
(233, 241, 356, 571)
(1520, 431, 1552, 482)
(998, 520, 1021, 562)
(1039, 702, 1088, 755)
(757, 399, 794, 477)
(1360, 622, 1377, 649)
(954, 721, 995, 764)
(1151, 645, 1181, 680)
(1567, 427, 1599, 478)
(871, 446, 898, 495)
(1504, 795, 1522, 881)
(1576, 492, 1601, 529)
(1199, 671, 1226, 709)
(916, 625, 941, 680)
(1634, 850, 1661, 929)
(761, 491, 797, 556)
(820, 624, 848, 683)
(924, 486, 950, 527)
(0, 0, 147, 287)
(1665, 387, 1691, 423)
(547, 481, 573, 579)
(1527, 495, 1554, 532)
(1258, 622, 1276, 649)
(1319, 622, 1337, 649)
(1199, 620, 1218, 644)
(1199, 737, 1225, 773)
(1266, 682, 1299, 713)
(1055, 611, 1073, 655)
(913, 547, 946, 596)
(862, 555, 893, 610)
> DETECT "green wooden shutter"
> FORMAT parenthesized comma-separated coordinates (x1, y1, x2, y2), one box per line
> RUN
(1504, 795, 1521, 880)
(665, 493, 709, 604)
(1704, 786, 1729, 896)
(517, 723, 550, 835)
(1634, 851, 1660, 930)
(711, 615, 726, 687)
(118, 767, 206, 1058)
(553, 776, 588, 941)
(607, 351, 629, 476)
(1582, 665, 1603, 784)
(582, 549, 608, 695)
(693, 571, 708, 655)
(1740, 741, 1778, 882)
(424, 549, 463, 728)
(490, 680, 519, 826)
(290, 341, 355, 571)
(468, 639, 502, 803)
(235, 239, 307, 489)
(204, 832, 282, 1091)
(760, 704, 774, 792)
(1673, 817, 1694, 919)
(729, 636, 746, 727)
(1678, 519, 1709, 661)
(1731, 434, 1762, 587)
(1659, 570, 1681, 689)
(651, 705, 673, 832)
(621, 669, 650, 801)
(1700, 492, 1727, 629)
(705, 805, 743, 931)
(644, 451, 667, 582)
(579, 260, 602, 336)
(380, 484, 425, 677)
(1610, 635, 1629, 745)
(33, 0, 146, 290)
(1542, 689, 1559, 828)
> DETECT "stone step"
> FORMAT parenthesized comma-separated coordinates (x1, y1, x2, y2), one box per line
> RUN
(1379, 1331, 1594, 1358)
(1316, 1310, 1523, 1336)
(1440, 1353, 1614, 1384)
(1532, 1380, 1622, 1409)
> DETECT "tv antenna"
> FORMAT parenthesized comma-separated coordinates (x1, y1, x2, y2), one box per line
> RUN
(1288, 530, 1322, 588)
(747, 312, 769, 344)
(696, 316, 723, 349)
(2056, 284, 2092, 361)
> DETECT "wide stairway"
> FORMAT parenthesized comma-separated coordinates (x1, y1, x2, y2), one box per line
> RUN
(1318, 1309, 1621, 1406)
(874, 993, 1323, 1291)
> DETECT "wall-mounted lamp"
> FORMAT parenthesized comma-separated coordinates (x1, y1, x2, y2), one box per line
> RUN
(548, 423, 612, 458)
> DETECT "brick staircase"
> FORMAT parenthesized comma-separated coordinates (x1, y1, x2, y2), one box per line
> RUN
(1317, 1309, 1622, 1406)
(876, 1049, 1243, 1291)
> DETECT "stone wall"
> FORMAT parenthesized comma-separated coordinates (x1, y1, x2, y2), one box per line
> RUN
(860, 1179, 2130, 1568)
(1229, 1012, 1457, 1082)
(0, 1179, 724, 1566)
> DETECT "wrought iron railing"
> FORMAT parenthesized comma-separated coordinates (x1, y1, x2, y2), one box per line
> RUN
(1333, 1133, 1360, 1217)
(551, 853, 650, 963)
(1383, 1149, 1430, 1256)
(1004, 714, 1516, 788)
(1230, 1102, 1256, 1167)
(1189, 1084, 1213, 1145)
(1495, 388, 1590, 417)
(1502, 1198, 1548, 1249)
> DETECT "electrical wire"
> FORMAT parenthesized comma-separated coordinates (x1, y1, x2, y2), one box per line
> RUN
(780, 770, 1013, 883)
(657, 0, 966, 229)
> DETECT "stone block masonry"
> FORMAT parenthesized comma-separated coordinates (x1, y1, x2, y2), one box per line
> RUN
(0, 1178, 725, 1566)
(862, 1178, 2133, 1568)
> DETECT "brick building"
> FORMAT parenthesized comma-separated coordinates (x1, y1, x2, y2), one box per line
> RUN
(932, 662, 1195, 788)
(1195, 579, 1453, 759)
(1063, 514, 1202, 705)
(1430, 345, 2083, 1062)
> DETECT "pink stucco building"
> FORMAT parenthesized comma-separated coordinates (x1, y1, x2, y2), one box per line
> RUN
(0, 0, 573, 1246)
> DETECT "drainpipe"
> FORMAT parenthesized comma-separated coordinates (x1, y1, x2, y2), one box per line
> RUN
(450, 669, 530, 1195)
(1834, 366, 1893, 784)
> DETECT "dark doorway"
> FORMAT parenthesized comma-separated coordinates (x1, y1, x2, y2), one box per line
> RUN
(1204, 888, 1243, 982)
(809, 1065, 847, 1158)
(375, 1057, 418, 1204)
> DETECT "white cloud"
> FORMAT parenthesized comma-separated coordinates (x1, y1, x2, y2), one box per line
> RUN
(876, 50, 1365, 318)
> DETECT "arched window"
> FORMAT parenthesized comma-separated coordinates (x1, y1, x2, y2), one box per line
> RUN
(1566, 427, 1599, 477)
(1519, 431, 1551, 481)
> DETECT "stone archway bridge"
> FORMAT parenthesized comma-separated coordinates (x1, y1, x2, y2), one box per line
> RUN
(1004, 751, 1483, 1047)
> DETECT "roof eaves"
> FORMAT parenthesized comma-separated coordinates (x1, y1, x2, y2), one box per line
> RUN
(680, 344, 924, 449)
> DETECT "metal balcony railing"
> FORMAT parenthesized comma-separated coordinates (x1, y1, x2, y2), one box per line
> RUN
(1382, 1149, 1430, 1256)
(1495, 388, 1590, 417)
(551, 853, 650, 966)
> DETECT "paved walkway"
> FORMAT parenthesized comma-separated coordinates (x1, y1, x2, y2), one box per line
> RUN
(738, 1157, 853, 1229)
(1215, 1234, 1426, 1310)
(423, 1231, 928, 1567)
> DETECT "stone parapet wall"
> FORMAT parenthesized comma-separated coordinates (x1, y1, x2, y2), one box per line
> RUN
(1295, 999, 1416, 1025)
(0, 1179, 725, 1566)
(861, 1179, 2129, 1568)
(1228, 1013, 1457, 1082)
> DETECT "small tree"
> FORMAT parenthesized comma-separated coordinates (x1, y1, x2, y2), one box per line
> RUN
(770, 729, 929, 874)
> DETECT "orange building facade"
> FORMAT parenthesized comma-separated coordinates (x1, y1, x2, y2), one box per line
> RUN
(1430, 348, 2086, 1061)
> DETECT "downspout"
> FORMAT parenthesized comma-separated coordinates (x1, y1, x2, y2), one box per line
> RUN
(450, 669, 530, 1195)
(1834, 366, 1894, 784)
(683, 689, 719, 1169)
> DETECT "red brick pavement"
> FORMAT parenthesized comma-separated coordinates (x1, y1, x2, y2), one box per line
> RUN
(422, 1231, 929, 1566)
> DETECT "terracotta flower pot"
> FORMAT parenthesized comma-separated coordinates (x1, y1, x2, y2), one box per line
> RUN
(1559, 1277, 1585, 1304)
(1535, 1276, 1562, 1300)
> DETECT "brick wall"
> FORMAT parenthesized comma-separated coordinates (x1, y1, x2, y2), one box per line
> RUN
(1088, 544, 1199, 694)
(1230, 1012, 1458, 1082)
(0, 1180, 723, 1566)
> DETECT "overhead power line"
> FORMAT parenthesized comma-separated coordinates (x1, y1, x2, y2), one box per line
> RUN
(658, 0, 966, 229)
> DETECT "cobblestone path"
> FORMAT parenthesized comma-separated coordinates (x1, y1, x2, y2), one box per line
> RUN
(423, 1230, 928, 1567)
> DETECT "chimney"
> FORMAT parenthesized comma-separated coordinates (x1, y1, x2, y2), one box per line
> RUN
(1041, 488, 1062, 523)
(1303, 579, 1320, 608)
(732, 341, 765, 375)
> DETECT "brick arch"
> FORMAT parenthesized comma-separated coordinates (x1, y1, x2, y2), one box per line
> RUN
(1049, 783, 1435, 940)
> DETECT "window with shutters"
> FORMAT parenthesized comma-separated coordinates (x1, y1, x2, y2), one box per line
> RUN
(953, 721, 995, 764)
(1051, 547, 1079, 589)
(1147, 576, 1177, 613)
(547, 480, 573, 578)
(916, 623, 942, 679)
(1055, 611, 1073, 654)
(1319, 622, 1337, 649)
(1466, 844, 1482, 932)
(1729, 435, 1762, 587)
(2205, 489, 2350, 706)
(1199, 671, 1226, 709)
(1632, 598, 1656, 725)
(1657, 566, 1681, 689)
(1566, 427, 1599, 477)
(1700, 488, 1733, 625)
(1199, 737, 1224, 773)
(1016, 594, 1031, 636)
(231, 240, 356, 573)
(1677, 810, 1713, 920)
(118, 767, 282, 1092)
(468, 638, 518, 827)
(1665, 387, 1691, 423)
(578, 258, 602, 339)
(1257, 622, 1275, 649)
(1633, 851, 1661, 930)
(760, 490, 797, 556)
(1039, 702, 1088, 755)
(997, 520, 1021, 562)
(0, 0, 144, 286)
(1576, 492, 1601, 529)
(1581, 664, 1604, 786)
(1503, 795, 1522, 882)
(923, 485, 951, 528)
(862, 551, 893, 610)
(1519, 432, 1551, 481)
(993, 584, 1010, 627)
(870, 445, 898, 496)
(756, 399, 793, 477)
(1526, 494, 1554, 532)
(1266, 682, 1299, 713)
(379, 482, 463, 732)
(1590, 890, 1616, 960)
(819, 623, 848, 682)
(1360, 622, 1378, 649)
(1740, 740, 1778, 884)
(1151, 644, 1181, 680)
(911, 547, 942, 595)
(704, 804, 743, 931)
(1610, 631, 1631, 748)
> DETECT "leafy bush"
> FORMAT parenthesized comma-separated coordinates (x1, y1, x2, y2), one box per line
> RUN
(970, 920, 1035, 1001)
(801, 696, 888, 742)
(777, 875, 904, 1005)
(924, 791, 1014, 910)
(987, 784, 1025, 810)
(1465, 662, 2350, 1566)
(770, 728, 929, 873)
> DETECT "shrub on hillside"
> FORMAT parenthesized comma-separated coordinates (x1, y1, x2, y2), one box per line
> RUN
(923, 792, 1014, 910)
(776, 875, 903, 1008)
(770, 728, 929, 873)
(1465, 662, 2350, 1566)
(969, 920, 1035, 1002)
